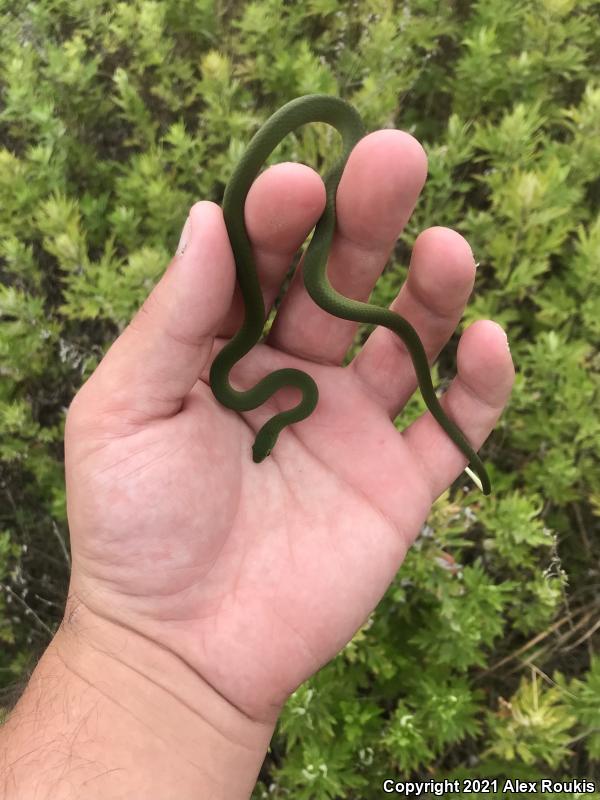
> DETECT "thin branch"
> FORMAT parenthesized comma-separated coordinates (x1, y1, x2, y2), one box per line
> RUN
(571, 501, 592, 557)
(503, 608, 598, 679)
(519, 661, 577, 700)
(562, 617, 600, 654)
(0, 582, 55, 639)
(52, 520, 71, 568)
(568, 728, 600, 746)
(481, 602, 596, 677)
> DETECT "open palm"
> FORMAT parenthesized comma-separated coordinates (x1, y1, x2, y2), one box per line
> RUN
(64, 129, 514, 723)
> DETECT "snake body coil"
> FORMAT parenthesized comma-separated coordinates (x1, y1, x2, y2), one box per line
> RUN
(209, 95, 491, 495)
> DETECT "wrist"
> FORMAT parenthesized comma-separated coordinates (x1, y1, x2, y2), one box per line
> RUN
(0, 598, 276, 799)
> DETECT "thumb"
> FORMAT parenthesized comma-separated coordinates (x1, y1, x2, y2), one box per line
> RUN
(77, 200, 236, 422)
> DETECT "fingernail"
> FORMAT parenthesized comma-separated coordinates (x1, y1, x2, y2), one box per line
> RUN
(468, 242, 479, 269)
(500, 326, 510, 352)
(176, 215, 192, 256)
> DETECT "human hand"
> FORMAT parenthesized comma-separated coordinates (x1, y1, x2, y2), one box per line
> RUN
(64, 129, 514, 726)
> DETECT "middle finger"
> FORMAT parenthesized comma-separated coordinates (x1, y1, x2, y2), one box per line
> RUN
(266, 128, 428, 365)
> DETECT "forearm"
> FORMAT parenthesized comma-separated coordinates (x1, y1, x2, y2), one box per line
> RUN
(0, 604, 275, 799)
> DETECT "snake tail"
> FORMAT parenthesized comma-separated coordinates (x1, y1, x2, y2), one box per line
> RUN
(303, 212, 491, 495)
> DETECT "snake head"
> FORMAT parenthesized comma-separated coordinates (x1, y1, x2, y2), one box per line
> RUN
(252, 442, 271, 463)
(252, 424, 280, 462)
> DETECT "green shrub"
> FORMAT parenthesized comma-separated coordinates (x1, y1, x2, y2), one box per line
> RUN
(1, 0, 599, 792)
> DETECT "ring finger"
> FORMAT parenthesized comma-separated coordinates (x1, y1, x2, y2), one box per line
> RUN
(350, 226, 478, 419)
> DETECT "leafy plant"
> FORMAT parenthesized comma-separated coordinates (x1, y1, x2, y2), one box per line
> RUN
(1, 0, 599, 791)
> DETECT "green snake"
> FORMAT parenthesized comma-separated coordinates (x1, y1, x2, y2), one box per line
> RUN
(208, 94, 491, 495)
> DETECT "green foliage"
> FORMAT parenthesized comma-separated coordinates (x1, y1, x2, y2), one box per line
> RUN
(485, 673, 576, 768)
(0, 531, 20, 647)
(563, 659, 600, 762)
(1, 0, 599, 789)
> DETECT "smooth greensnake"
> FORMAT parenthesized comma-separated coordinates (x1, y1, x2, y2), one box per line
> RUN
(208, 94, 491, 495)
